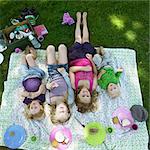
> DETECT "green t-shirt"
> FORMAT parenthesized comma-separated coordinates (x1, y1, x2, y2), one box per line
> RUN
(97, 67, 122, 90)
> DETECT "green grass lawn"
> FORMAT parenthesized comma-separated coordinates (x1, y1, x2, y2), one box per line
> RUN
(0, 0, 149, 133)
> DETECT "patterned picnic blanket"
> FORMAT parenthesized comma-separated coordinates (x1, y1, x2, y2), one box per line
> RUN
(0, 49, 148, 150)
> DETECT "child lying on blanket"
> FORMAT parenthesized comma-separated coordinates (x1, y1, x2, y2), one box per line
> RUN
(20, 46, 46, 120)
(46, 44, 73, 124)
(68, 12, 98, 113)
(93, 48, 123, 98)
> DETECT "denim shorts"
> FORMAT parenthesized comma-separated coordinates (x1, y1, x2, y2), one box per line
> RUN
(48, 63, 68, 81)
(20, 64, 45, 81)
(68, 42, 96, 62)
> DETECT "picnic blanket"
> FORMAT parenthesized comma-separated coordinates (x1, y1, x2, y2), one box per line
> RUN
(0, 49, 148, 150)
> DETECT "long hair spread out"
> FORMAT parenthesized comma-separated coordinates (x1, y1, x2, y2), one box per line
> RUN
(75, 86, 98, 113)
(50, 101, 71, 124)
(24, 104, 45, 120)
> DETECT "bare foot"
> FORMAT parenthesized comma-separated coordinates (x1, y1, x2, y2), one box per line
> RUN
(82, 12, 87, 24)
(29, 47, 37, 59)
(25, 45, 30, 55)
(99, 46, 105, 56)
(83, 12, 87, 18)
(76, 12, 81, 23)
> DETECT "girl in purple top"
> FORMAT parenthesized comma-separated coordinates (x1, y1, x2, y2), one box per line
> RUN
(21, 46, 46, 120)
(46, 44, 73, 124)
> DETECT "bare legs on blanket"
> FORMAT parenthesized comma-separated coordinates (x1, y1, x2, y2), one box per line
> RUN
(46, 45, 57, 65)
(46, 44, 68, 65)
(58, 44, 68, 64)
(21, 46, 37, 67)
(75, 12, 89, 44)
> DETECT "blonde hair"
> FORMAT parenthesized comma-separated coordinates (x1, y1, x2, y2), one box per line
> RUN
(50, 101, 71, 124)
(75, 86, 98, 113)
(24, 104, 45, 120)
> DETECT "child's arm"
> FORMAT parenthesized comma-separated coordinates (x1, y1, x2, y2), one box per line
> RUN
(69, 71, 76, 89)
(57, 68, 74, 105)
(115, 68, 123, 79)
(21, 90, 30, 98)
(29, 83, 46, 99)
(43, 103, 53, 126)
(92, 74, 98, 90)
(69, 66, 92, 72)
(86, 54, 97, 75)
(97, 69, 106, 79)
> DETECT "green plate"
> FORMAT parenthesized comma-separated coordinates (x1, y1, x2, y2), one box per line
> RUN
(84, 122, 106, 146)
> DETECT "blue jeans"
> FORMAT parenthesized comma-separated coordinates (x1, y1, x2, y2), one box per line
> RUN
(47, 64, 68, 81)
(20, 64, 45, 81)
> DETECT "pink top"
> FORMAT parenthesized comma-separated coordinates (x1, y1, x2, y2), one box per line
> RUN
(70, 58, 94, 93)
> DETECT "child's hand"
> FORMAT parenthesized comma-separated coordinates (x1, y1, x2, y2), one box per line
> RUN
(100, 69, 106, 74)
(46, 82, 59, 90)
(117, 68, 123, 72)
(86, 53, 92, 60)
(57, 67, 65, 73)
(51, 82, 59, 88)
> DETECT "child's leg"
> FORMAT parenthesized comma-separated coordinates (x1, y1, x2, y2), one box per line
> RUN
(82, 12, 89, 43)
(58, 44, 68, 64)
(29, 47, 37, 59)
(47, 45, 61, 82)
(20, 54, 29, 75)
(21, 54, 27, 65)
(26, 54, 37, 67)
(75, 12, 82, 44)
(46, 45, 56, 65)
(25, 46, 37, 59)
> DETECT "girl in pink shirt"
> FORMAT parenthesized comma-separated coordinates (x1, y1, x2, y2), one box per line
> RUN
(68, 12, 98, 113)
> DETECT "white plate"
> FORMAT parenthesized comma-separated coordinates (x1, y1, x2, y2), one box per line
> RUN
(0, 53, 4, 64)
(0, 45, 7, 52)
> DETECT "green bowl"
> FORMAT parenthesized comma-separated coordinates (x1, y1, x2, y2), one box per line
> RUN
(84, 122, 106, 146)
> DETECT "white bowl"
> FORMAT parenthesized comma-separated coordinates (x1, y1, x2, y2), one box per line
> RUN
(0, 45, 7, 52)
(0, 53, 4, 64)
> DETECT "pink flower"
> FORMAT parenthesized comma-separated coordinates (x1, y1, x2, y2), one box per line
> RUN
(15, 48, 22, 53)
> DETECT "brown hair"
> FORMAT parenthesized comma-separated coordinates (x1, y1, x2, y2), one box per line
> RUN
(75, 86, 98, 113)
(24, 104, 45, 120)
(50, 101, 71, 124)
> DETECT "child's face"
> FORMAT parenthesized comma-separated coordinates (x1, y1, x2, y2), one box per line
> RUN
(29, 100, 41, 115)
(107, 83, 120, 98)
(78, 87, 91, 104)
(55, 103, 70, 123)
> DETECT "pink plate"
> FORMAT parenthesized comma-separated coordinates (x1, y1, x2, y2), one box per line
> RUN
(50, 125, 72, 150)
(112, 107, 134, 129)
